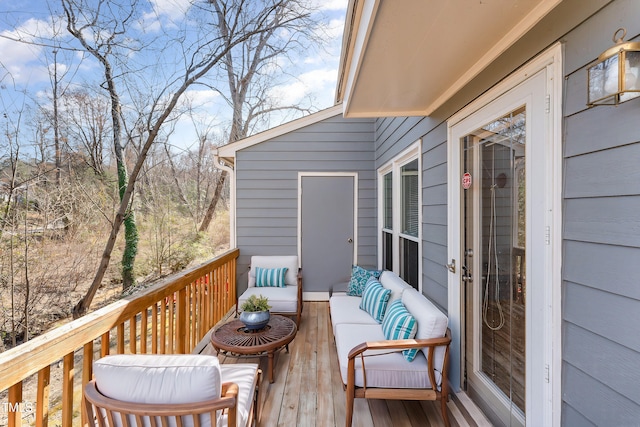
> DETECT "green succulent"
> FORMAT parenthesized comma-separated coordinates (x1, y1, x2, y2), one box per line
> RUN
(240, 294, 271, 312)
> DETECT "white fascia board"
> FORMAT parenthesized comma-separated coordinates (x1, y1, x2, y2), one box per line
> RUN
(340, 0, 380, 115)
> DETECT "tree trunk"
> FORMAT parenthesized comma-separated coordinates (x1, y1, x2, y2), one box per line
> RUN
(120, 172, 139, 291)
(198, 170, 227, 233)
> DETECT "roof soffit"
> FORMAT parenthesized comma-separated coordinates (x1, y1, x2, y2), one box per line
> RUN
(337, 0, 563, 117)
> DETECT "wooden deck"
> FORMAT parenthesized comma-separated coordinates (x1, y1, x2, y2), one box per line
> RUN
(201, 301, 492, 427)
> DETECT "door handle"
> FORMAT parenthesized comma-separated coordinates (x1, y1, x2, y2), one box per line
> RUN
(347, 238, 353, 243)
(445, 259, 456, 274)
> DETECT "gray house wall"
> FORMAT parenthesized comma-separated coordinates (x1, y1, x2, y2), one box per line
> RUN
(374, 117, 449, 311)
(560, 1, 640, 424)
(372, 0, 640, 424)
(234, 114, 377, 293)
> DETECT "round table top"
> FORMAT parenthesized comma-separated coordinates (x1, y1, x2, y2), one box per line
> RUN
(210, 314, 297, 354)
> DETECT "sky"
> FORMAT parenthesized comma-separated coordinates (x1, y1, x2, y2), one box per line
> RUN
(0, 0, 347, 155)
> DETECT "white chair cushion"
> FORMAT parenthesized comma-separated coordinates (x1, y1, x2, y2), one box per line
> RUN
(379, 271, 413, 305)
(248, 256, 298, 287)
(334, 323, 440, 389)
(402, 288, 449, 374)
(93, 355, 258, 427)
(219, 364, 260, 427)
(239, 285, 298, 313)
(94, 354, 221, 404)
(329, 294, 379, 335)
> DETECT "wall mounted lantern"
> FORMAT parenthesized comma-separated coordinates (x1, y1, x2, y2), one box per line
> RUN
(587, 28, 640, 106)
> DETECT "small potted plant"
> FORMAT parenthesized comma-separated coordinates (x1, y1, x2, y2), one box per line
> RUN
(239, 294, 271, 330)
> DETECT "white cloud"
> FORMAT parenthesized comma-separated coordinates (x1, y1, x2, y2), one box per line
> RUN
(311, 0, 349, 12)
(0, 18, 55, 85)
(136, 0, 191, 33)
(150, 0, 191, 17)
(269, 67, 337, 107)
(137, 12, 163, 33)
(323, 17, 346, 40)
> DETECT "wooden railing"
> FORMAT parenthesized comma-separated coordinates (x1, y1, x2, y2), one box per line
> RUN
(0, 248, 239, 427)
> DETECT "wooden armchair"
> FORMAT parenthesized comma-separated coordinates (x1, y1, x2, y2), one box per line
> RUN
(237, 255, 303, 326)
(84, 354, 260, 427)
(345, 330, 452, 427)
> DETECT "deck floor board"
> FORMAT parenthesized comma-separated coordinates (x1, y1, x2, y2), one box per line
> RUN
(201, 301, 488, 426)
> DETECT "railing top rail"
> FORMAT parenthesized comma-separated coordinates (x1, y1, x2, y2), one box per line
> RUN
(0, 248, 239, 391)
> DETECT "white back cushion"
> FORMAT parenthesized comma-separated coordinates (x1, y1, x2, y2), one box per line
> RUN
(402, 288, 449, 374)
(379, 270, 412, 304)
(248, 255, 299, 287)
(93, 354, 221, 404)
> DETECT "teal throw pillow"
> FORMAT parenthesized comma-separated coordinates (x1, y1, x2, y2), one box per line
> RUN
(382, 299, 418, 361)
(347, 265, 383, 296)
(359, 277, 391, 323)
(255, 267, 288, 288)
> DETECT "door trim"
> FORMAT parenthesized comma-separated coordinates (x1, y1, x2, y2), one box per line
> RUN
(447, 43, 563, 427)
(298, 172, 358, 289)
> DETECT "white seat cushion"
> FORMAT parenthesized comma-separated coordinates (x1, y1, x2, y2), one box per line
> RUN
(334, 323, 438, 389)
(248, 256, 299, 287)
(219, 364, 260, 427)
(329, 294, 379, 335)
(239, 285, 298, 313)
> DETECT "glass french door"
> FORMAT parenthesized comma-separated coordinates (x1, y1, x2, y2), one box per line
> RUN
(451, 67, 550, 426)
(462, 106, 527, 426)
(449, 47, 562, 427)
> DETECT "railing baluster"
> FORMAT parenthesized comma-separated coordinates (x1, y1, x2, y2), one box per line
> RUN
(101, 332, 110, 357)
(8, 382, 22, 427)
(141, 307, 148, 354)
(160, 300, 167, 354)
(168, 295, 174, 353)
(214, 267, 221, 324)
(36, 365, 50, 427)
(177, 288, 187, 354)
(129, 316, 137, 354)
(62, 352, 74, 427)
(117, 323, 125, 354)
(152, 302, 159, 354)
(195, 282, 200, 349)
(82, 342, 94, 426)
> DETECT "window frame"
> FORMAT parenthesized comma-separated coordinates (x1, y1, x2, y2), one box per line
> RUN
(378, 141, 422, 290)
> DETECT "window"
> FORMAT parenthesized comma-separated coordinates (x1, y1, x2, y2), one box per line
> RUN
(379, 143, 421, 289)
(382, 172, 393, 271)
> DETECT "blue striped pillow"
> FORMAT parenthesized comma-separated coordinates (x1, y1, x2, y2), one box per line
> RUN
(254, 267, 288, 287)
(382, 299, 418, 361)
(359, 277, 391, 323)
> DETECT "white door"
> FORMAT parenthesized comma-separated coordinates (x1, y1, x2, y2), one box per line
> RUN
(448, 46, 562, 427)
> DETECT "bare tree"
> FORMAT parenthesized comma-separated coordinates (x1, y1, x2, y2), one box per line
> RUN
(63, 0, 308, 317)
(198, 0, 317, 232)
(61, 90, 111, 175)
(62, 0, 143, 297)
(164, 123, 221, 230)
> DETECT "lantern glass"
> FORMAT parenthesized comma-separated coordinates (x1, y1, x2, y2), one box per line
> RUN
(620, 50, 640, 103)
(588, 55, 619, 105)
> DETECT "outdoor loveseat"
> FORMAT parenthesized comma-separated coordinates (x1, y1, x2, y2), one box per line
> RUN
(329, 268, 451, 427)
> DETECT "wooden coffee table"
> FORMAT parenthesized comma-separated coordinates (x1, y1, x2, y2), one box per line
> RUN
(210, 314, 297, 383)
